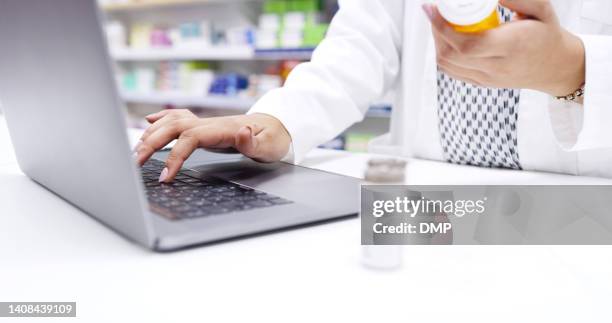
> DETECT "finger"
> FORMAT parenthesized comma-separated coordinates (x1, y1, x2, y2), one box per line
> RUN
(141, 112, 197, 142)
(140, 115, 175, 142)
(136, 119, 198, 166)
(142, 109, 196, 140)
(438, 62, 488, 87)
(160, 133, 199, 183)
(440, 71, 483, 87)
(433, 29, 490, 72)
(499, 0, 558, 23)
(145, 109, 174, 123)
(429, 6, 511, 57)
(436, 43, 500, 72)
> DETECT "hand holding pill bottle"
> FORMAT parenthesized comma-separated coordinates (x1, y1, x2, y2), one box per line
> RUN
(435, 0, 500, 33)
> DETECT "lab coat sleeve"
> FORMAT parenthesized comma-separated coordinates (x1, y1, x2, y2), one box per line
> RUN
(248, 0, 404, 163)
(548, 34, 612, 151)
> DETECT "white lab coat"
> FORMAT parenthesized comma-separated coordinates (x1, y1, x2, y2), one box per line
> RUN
(250, 0, 612, 178)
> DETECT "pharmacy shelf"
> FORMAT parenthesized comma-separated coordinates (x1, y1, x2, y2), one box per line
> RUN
(254, 48, 315, 60)
(121, 91, 391, 117)
(111, 47, 314, 61)
(112, 46, 254, 61)
(121, 92, 257, 110)
(366, 104, 392, 118)
(102, 0, 260, 12)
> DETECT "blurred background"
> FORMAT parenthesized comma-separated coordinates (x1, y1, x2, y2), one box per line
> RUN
(97, 0, 391, 152)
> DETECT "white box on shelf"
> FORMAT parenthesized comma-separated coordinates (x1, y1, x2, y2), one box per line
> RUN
(283, 12, 306, 31)
(135, 68, 156, 93)
(258, 14, 281, 31)
(255, 30, 278, 49)
(280, 30, 303, 48)
(225, 26, 252, 46)
(105, 21, 127, 50)
(188, 70, 215, 96)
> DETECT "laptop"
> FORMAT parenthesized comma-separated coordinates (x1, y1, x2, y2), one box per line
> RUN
(0, 0, 360, 251)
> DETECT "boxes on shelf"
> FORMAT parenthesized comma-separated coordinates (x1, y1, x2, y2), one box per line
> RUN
(119, 61, 286, 99)
(105, 19, 253, 51)
(121, 61, 214, 95)
(247, 74, 283, 98)
(209, 74, 249, 97)
(175, 22, 213, 49)
(319, 136, 346, 151)
(345, 133, 377, 153)
(130, 23, 153, 49)
(103, 0, 331, 52)
(256, 0, 329, 49)
(319, 133, 377, 153)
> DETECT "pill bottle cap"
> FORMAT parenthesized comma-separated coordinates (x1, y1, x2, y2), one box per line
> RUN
(436, 0, 499, 26)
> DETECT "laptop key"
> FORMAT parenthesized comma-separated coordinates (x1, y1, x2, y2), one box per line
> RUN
(194, 199, 213, 207)
(183, 209, 210, 218)
(179, 178, 201, 183)
(142, 167, 294, 219)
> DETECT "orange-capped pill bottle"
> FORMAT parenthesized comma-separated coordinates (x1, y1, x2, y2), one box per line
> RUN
(436, 0, 500, 33)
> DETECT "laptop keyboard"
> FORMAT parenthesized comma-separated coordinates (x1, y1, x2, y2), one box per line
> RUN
(140, 159, 293, 220)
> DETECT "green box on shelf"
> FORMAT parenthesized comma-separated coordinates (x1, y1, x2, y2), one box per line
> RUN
(123, 72, 137, 91)
(263, 0, 287, 14)
(264, 0, 319, 14)
(288, 0, 319, 12)
(345, 133, 376, 153)
(185, 61, 211, 70)
(303, 23, 328, 47)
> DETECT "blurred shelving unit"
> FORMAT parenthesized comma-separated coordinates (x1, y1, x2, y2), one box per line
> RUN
(111, 46, 255, 61)
(254, 48, 314, 60)
(121, 91, 257, 110)
(100, 0, 390, 151)
(121, 91, 391, 118)
(101, 0, 261, 12)
(111, 47, 314, 61)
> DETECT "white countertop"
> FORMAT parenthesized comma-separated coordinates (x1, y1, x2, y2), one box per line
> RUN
(1, 114, 611, 323)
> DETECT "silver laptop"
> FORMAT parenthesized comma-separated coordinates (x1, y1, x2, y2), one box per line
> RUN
(0, 0, 359, 251)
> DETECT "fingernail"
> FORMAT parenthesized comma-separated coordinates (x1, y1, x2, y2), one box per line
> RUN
(422, 4, 434, 21)
(158, 167, 169, 183)
(245, 126, 253, 136)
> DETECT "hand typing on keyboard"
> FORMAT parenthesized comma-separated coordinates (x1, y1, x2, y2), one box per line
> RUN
(141, 159, 292, 220)
(133, 110, 291, 183)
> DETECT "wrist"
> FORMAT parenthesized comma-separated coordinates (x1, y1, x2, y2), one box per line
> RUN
(542, 31, 586, 97)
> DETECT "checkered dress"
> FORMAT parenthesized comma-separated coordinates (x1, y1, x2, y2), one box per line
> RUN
(437, 7, 521, 170)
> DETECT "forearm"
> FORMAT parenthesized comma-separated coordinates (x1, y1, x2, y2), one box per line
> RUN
(249, 0, 404, 162)
(537, 30, 586, 98)
(547, 34, 612, 151)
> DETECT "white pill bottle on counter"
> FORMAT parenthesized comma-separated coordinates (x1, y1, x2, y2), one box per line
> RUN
(361, 159, 407, 270)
